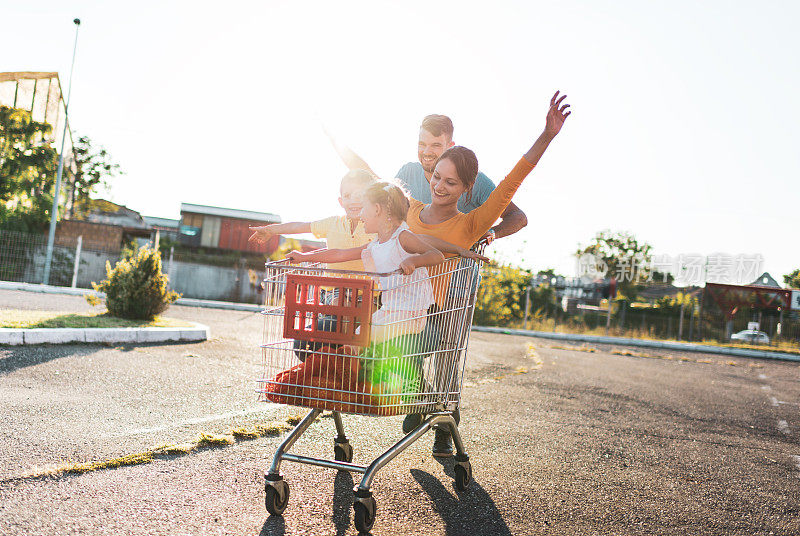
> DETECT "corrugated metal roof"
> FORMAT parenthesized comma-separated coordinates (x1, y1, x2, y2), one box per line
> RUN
(143, 216, 180, 228)
(180, 203, 281, 223)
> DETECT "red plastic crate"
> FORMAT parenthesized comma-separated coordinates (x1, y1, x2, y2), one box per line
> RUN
(283, 274, 373, 346)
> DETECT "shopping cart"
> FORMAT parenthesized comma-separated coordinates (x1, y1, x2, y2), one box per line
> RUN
(257, 245, 486, 533)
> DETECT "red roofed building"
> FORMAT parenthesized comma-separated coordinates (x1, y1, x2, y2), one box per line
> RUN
(179, 203, 283, 254)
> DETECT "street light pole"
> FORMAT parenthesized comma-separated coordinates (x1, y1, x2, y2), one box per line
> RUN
(43, 18, 81, 285)
(523, 284, 532, 330)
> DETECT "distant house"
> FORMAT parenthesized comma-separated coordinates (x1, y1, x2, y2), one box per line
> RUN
(56, 199, 152, 252)
(143, 216, 180, 242)
(749, 272, 781, 288)
(77, 199, 149, 229)
(179, 203, 283, 253)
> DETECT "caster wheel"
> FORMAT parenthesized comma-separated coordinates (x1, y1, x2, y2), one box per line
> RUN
(265, 478, 289, 515)
(353, 495, 376, 533)
(334, 441, 353, 463)
(454, 461, 472, 491)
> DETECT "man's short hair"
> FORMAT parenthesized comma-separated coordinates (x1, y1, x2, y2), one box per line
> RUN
(420, 114, 454, 141)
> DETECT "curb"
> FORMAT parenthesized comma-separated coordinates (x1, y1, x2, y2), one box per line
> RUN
(0, 322, 209, 346)
(471, 326, 800, 363)
(0, 281, 100, 297)
(0, 281, 262, 312)
(174, 298, 261, 312)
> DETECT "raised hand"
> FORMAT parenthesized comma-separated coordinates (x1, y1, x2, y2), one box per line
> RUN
(545, 90, 571, 136)
(248, 225, 276, 244)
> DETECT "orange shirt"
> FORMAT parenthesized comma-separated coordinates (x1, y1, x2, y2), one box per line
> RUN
(407, 156, 535, 304)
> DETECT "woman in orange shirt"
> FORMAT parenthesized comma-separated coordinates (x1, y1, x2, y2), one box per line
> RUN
(409, 91, 572, 456)
(411, 91, 571, 269)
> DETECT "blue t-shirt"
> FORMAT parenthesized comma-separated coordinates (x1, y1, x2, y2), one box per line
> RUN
(395, 161, 496, 214)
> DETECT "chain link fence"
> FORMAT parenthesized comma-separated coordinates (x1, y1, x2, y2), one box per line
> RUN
(0, 229, 266, 303)
(0, 229, 118, 288)
(4, 229, 799, 352)
(515, 296, 800, 352)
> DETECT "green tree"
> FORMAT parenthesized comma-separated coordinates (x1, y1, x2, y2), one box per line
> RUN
(536, 268, 561, 281)
(530, 283, 558, 318)
(575, 230, 657, 299)
(474, 263, 532, 326)
(784, 269, 800, 289)
(66, 135, 121, 218)
(0, 106, 59, 231)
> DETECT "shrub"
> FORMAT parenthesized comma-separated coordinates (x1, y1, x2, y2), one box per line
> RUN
(88, 245, 180, 320)
(474, 263, 532, 326)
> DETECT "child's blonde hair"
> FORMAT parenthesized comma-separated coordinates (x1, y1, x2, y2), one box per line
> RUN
(363, 181, 410, 222)
(340, 169, 377, 190)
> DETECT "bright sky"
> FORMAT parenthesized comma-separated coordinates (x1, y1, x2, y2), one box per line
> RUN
(4, 1, 799, 282)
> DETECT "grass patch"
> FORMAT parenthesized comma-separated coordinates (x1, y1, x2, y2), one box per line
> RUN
(196, 432, 234, 447)
(12, 413, 309, 481)
(503, 318, 800, 356)
(610, 349, 756, 368)
(612, 349, 659, 359)
(550, 344, 597, 353)
(526, 344, 544, 370)
(0, 309, 192, 329)
(153, 443, 195, 455)
(286, 414, 303, 425)
(696, 339, 800, 356)
(60, 452, 155, 475)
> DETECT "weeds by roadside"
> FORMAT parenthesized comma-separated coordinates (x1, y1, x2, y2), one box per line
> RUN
(0, 309, 190, 329)
(8, 413, 304, 482)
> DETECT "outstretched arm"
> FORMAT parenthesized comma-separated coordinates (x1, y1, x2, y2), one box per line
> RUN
(416, 233, 490, 262)
(468, 90, 571, 238)
(248, 222, 312, 244)
(324, 126, 376, 175)
(285, 245, 366, 264)
(397, 231, 446, 275)
(522, 90, 571, 166)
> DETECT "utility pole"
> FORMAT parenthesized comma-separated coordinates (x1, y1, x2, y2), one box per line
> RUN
(605, 278, 616, 336)
(43, 18, 81, 285)
(523, 284, 532, 330)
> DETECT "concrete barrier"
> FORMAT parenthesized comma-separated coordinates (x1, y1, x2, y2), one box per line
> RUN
(0, 323, 209, 346)
(471, 326, 800, 363)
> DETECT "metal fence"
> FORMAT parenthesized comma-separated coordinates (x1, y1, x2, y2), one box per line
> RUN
(0, 229, 117, 289)
(0, 229, 266, 303)
(516, 297, 800, 352)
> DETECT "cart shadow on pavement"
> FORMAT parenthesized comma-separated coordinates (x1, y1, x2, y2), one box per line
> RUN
(259, 470, 355, 536)
(0, 345, 98, 375)
(259, 515, 285, 536)
(412, 466, 512, 536)
(332, 470, 356, 536)
(0, 342, 182, 375)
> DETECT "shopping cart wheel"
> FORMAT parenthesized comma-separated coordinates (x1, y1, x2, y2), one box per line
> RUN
(265, 478, 290, 515)
(353, 492, 376, 533)
(334, 441, 353, 463)
(454, 456, 472, 491)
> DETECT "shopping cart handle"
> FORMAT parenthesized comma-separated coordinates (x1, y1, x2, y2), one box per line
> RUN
(263, 259, 402, 277)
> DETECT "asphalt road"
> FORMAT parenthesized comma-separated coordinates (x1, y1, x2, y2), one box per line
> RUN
(1, 289, 799, 535)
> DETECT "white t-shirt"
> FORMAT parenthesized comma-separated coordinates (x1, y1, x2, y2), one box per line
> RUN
(361, 222, 435, 312)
